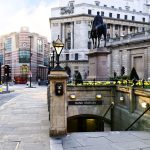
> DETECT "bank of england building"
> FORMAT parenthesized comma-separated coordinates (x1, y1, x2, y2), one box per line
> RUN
(50, 0, 150, 80)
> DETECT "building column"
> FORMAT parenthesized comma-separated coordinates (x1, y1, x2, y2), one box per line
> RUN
(61, 23, 64, 43)
(127, 50, 131, 75)
(120, 25, 123, 36)
(112, 24, 115, 38)
(71, 22, 74, 49)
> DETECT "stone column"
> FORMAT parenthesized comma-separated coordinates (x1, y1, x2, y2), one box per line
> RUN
(49, 70, 68, 136)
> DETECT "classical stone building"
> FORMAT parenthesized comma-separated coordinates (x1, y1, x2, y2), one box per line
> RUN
(0, 27, 50, 83)
(107, 30, 150, 80)
(50, 0, 150, 80)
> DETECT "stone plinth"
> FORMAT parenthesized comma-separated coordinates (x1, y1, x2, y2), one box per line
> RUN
(87, 47, 111, 80)
(49, 70, 68, 136)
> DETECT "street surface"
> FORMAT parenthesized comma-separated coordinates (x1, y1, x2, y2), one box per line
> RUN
(0, 84, 27, 106)
(0, 84, 50, 150)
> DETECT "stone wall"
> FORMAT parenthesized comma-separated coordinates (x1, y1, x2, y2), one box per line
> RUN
(67, 85, 114, 119)
(114, 86, 150, 131)
(66, 85, 150, 131)
(48, 84, 150, 131)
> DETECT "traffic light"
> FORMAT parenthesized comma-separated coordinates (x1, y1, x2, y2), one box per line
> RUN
(4, 65, 10, 77)
(9, 66, 11, 74)
(121, 66, 125, 76)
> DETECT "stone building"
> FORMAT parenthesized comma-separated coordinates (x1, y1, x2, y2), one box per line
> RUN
(0, 27, 50, 83)
(50, 0, 150, 80)
(107, 30, 150, 80)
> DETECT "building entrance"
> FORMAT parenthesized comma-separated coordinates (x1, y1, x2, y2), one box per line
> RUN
(67, 115, 104, 132)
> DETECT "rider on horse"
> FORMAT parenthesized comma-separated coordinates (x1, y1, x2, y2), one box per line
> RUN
(93, 11, 103, 30)
(91, 11, 107, 48)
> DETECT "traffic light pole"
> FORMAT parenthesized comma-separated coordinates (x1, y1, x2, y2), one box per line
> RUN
(29, 35, 33, 88)
(4, 65, 9, 92)
(0, 62, 1, 85)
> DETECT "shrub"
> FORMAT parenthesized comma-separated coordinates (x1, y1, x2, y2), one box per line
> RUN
(130, 67, 139, 80)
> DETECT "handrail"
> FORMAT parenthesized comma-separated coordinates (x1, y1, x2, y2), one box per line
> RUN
(125, 105, 150, 131)
(103, 102, 114, 120)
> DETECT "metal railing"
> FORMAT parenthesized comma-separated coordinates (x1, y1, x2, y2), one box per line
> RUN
(125, 105, 150, 131)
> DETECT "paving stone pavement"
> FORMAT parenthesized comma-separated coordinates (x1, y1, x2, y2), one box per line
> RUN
(0, 85, 50, 150)
(50, 131, 150, 150)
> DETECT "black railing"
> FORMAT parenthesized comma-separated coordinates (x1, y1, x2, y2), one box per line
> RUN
(102, 102, 114, 131)
(125, 105, 150, 131)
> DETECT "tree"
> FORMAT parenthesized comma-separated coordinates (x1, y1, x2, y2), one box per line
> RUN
(130, 67, 139, 80)
(75, 71, 83, 85)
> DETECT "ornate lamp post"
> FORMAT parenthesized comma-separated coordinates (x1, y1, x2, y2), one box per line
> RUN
(52, 35, 64, 70)
(28, 35, 33, 87)
(50, 47, 55, 69)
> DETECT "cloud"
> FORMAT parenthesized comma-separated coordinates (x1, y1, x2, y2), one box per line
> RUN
(0, 0, 59, 41)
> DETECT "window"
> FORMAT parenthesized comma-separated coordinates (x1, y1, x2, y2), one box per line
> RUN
(142, 18, 145, 22)
(75, 53, 78, 60)
(67, 42, 71, 50)
(115, 25, 119, 30)
(5, 38, 12, 51)
(104, 5, 107, 7)
(107, 24, 110, 29)
(123, 26, 126, 31)
(69, 1, 74, 7)
(88, 9, 91, 15)
(111, 6, 114, 8)
(132, 16, 135, 21)
(66, 54, 69, 60)
(125, 6, 130, 10)
(130, 27, 133, 32)
(37, 39, 43, 53)
(142, 27, 145, 32)
(19, 50, 30, 63)
(124, 15, 127, 20)
(101, 11, 104, 17)
(67, 32, 71, 49)
(95, 1, 100, 6)
(117, 14, 120, 19)
(0, 55, 3, 65)
(109, 13, 112, 18)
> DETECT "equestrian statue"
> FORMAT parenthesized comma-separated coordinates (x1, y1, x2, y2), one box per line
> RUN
(90, 11, 107, 48)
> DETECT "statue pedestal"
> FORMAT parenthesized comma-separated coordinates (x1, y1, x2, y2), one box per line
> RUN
(87, 47, 111, 80)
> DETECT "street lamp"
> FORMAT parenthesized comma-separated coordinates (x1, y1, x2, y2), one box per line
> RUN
(28, 35, 33, 87)
(50, 47, 55, 69)
(52, 35, 64, 70)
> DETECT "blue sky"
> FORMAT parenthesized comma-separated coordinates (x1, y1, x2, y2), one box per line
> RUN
(0, 0, 59, 41)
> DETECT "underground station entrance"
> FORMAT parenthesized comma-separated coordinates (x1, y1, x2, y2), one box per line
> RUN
(67, 115, 105, 132)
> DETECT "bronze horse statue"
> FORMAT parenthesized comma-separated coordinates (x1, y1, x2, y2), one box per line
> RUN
(90, 22, 107, 48)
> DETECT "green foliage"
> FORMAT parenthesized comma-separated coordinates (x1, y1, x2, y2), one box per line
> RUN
(75, 71, 83, 85)
(130, 67, 139, 80)
(109, 75, 130, 81)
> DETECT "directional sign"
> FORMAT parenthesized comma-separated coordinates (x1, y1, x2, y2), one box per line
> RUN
(68, 101, 102, 105)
